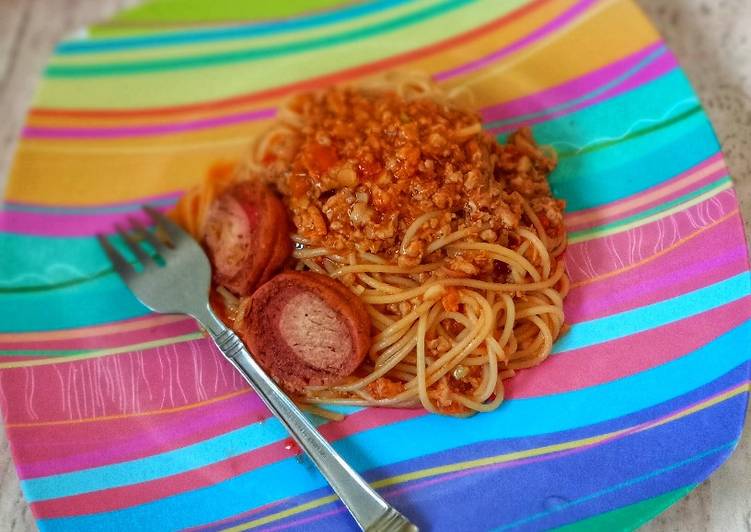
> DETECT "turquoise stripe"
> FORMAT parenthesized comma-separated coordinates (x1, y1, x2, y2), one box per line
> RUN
(56, 0, 409, 54)
(22, 273, 751, 501)
(487, 45, 669, 129)
(46, 0, 472, 77)
(0, 275, 149, 332)
(527, 68, 721, 211)
(0, 235, 103, 289)
(34, 320, 751, 530)
(552, 116, 718, 212)
(534, 69, 698, 154)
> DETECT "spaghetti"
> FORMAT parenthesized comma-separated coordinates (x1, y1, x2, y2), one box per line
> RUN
(175, 72, 568, 416)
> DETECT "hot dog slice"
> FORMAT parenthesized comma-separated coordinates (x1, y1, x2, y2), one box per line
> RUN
(204, 181, 290, 296)
(236, 272, 371, 393)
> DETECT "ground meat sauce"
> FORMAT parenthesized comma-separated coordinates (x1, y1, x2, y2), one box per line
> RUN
(262, 87, 564, 275)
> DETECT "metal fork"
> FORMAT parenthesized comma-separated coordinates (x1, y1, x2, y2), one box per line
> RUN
(97, 206, 418, 532)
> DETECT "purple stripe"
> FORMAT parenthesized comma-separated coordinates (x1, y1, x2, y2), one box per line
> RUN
(435, 0, 599, 81)
(1, 190, 182, 215)
(490, 49, 679, 133)
(22, 107, 277, 139)
(481, 41, 665, 123)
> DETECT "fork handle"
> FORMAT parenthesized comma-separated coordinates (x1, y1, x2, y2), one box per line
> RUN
(195, 306, 417, 532)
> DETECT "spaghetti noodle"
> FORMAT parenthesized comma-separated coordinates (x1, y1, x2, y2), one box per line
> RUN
(175, 72, 568, 416)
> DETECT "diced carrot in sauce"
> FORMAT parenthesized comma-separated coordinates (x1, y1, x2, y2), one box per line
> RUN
(441, 287, 461, 312)
(303, 141, 338, 176)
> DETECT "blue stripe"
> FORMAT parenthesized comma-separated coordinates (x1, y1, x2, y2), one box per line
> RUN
(213, 363, 750, 531)
(24, 290, 748, 498)
(55, 0, 410, 54)
(495, 442, 736, 531)
(32, 321, 751, 529)
(0, 235, 103, 290)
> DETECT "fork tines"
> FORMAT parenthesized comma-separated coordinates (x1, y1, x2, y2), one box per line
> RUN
(97, 205, 184, 276)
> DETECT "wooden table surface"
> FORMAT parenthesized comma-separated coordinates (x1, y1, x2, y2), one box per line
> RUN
(1, 1, 750, 530)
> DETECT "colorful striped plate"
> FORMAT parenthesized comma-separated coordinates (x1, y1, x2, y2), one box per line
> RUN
(1, 0, 750, 530)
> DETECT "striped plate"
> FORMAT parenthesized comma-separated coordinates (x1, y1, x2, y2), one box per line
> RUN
(1, 0, 750, 530)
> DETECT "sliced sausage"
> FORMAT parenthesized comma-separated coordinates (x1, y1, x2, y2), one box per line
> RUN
(236, 271, 371, 393)
(256, 190, 293, 287)
(204, 181, 291, 296)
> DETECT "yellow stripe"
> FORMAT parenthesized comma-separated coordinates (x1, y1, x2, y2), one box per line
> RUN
(568, 180, 734, 245)
(32, 0, 529, 110)
(0, 331, 205, 369)
(27, 0, 569, 127)
(445, 0, 656, 101)
(223, 382, 751, 531)
(6, 0, 661, 206)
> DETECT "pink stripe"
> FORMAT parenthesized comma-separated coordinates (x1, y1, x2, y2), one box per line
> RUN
(566, 152, 725, 231)
(509, 297, 751, 398)
(570, 245, 748, 323)
(0, 203, 174, 237)
(1, 336, 247, 426)
(435, 0, 597, 81)
(490, 50, 679, 133)
(565, 189, 739, 283)
(481, 41, 664, 123)
(566, 215, 748, 323)
(22, 107, 277, 139)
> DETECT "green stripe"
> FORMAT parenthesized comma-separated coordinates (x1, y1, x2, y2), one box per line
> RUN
(36, 0, 512, 108)
(552, 485, 695, 532)
(46, 0, 471, 77)
(557, 105, 703, 159)
(569, 176, 731, 241)
(0, 349, 91, 357)
(99, 0, 350, 26)
(52, 1, 426, 65)
(0, 269, 113, 295)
